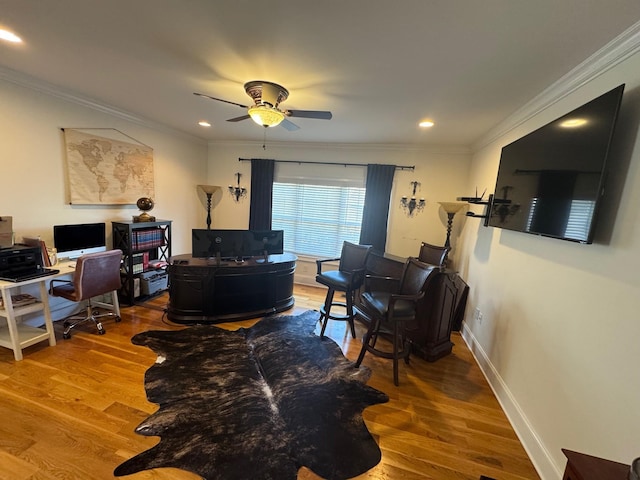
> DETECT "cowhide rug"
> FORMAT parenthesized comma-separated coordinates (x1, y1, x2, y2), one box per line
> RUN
(114, 309, 389, 480)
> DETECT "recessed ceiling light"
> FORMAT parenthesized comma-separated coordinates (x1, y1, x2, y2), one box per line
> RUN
(419, 120, 435, 128)
(559, 118, 587, 128)
(198, 121, 211, 127)
(0, 29, 22, 43)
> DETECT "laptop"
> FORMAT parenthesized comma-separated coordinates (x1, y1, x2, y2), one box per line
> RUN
(0, 268, 60, 282)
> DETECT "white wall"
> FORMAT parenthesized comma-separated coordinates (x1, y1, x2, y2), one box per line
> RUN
(0, 77, 208, 319)
(203, 141, 471, 283)
(458, 34, 640, 478)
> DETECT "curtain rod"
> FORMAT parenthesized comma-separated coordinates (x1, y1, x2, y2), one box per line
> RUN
(238, 158, 414, 171)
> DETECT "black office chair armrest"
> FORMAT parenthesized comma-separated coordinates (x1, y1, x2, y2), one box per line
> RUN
(386, 289, 427, 325)
(387, 289, 426, 307)
(350, 267, 367, 288)
(315, 257, 341, 275)
(49, 278, 72, 294)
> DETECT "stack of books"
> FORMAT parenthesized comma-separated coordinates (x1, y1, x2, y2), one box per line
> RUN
(0, 293, 38, 309)
(132, 228, 165, 250)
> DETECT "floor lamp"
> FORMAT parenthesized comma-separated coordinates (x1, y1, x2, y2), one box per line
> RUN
(438, 202, 466, 250)
(198, 185, 221, 229)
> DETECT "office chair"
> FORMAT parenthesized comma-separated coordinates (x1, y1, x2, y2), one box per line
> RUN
(418, 241, 450, 268)
(50, 249, 123, 339)
(315, 241, 372, 339)
(355, 257, 438, 386)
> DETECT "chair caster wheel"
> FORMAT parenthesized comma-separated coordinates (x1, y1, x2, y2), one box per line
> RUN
(115, 316, 121, 323)
(98, 329, 106, 335)
(63, 333, 71, 340)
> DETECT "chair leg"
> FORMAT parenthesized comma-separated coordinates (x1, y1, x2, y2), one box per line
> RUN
(345, 289, 357, 339)
(393, 320, 400, 386)
(355, 330, 369, 368)
(355, 317, 378, 368)
(319, 288, 335, 339)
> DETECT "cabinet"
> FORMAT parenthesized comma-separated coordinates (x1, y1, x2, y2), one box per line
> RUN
(562, 449, 629, 480)
(112, 220, 172, 306)
(354, 251, 468, 362)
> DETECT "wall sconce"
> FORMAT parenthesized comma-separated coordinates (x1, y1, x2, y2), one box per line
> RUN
(438, 202, 466, 249)
(198, 185, 221, 229)
(229, 172, 247, 202)
(400, 181, 425, 217)
(492, 185, 520, 223)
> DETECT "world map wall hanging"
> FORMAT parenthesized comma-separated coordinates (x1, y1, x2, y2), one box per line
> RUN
(62, 128, 155, 205)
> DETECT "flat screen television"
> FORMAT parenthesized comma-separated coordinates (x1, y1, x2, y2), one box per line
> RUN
(487, 84, 625, 243)
(53, 222, 107, 259)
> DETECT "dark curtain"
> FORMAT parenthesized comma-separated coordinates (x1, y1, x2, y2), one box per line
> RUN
(359, 164, 396, 253)
(249, 159, 275, 230)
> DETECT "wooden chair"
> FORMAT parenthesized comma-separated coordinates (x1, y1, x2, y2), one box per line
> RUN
(49, 249, 122, 339)
(315, 241, 372, 339)
(355, 257, 438, 386)
(418, 241, 449, 268)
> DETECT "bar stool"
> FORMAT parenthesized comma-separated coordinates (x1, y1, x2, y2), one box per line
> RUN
(315, 241, 372, 339)
(355, 257, 438, 386)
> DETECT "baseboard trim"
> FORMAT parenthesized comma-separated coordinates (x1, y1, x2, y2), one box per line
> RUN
(460, 322, 562, 480)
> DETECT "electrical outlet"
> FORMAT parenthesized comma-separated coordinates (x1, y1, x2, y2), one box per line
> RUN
(478, 311, 483, 324)
(474, 307, 481, 322)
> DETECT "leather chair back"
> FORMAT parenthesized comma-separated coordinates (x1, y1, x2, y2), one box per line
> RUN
(399, 257, 438, 297)
(418, 242, 449, 268)
(338, 241, 372, 275)
(72, 249, 123, 301)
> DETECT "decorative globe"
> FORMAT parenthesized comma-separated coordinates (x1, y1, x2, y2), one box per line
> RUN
(136, 197, 154, 212)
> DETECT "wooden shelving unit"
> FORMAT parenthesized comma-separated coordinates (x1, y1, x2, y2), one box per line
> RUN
(112, 220, 172, 306)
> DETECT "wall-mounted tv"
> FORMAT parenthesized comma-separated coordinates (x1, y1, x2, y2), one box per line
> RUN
(487, 84, 625, 243)
(53, 222, 107, 259)
(191, 229, 284, 260)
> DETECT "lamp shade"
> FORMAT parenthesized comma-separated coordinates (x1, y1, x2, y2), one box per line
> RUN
(438, 202, 466, 214)
(198, 185, 221, 195)
(248, 105, 285, 127)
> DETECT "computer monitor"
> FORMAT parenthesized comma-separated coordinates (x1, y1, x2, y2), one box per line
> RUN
(192, 229, 246, 260)
(53, 222, 106, 260)
(243, 230, 284, 257)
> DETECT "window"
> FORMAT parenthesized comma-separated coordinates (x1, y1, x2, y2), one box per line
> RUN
(271, 164, 366, 258)
(525, 197, 595, 240)
(563, 199, 595, 240)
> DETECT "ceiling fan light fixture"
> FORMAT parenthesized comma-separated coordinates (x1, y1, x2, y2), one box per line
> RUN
(248, 105, 285, 127)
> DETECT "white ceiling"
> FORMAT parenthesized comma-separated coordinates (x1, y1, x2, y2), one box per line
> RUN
(2, 0, 640, 146)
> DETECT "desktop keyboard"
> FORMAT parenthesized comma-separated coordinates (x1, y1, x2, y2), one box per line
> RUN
(0, 268, 60, 282)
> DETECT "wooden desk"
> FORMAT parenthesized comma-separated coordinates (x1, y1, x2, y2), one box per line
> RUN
(562, 449, 630, 480)
(167, 253, 297, 324)
(0, 262, 75, 361)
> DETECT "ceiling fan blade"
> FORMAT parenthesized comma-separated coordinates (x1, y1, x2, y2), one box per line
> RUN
(194, 92, 248, 109)
(286, 109, 332, 120)
(226, 115, 251, 122)
(280, 119, 300, 131)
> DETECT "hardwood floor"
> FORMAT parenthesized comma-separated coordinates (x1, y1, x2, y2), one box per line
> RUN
(0, 285, 540, 480)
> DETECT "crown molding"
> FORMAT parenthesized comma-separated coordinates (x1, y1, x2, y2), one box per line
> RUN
(0, 66, 206, 145)
(474, 20, 640, 152)
(208, 139, 471, 155)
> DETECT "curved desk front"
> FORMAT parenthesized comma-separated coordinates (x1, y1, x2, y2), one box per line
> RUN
(167, 253, 296, 324)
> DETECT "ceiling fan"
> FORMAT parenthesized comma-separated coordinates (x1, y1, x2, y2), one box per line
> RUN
(194, 80, 332, 131)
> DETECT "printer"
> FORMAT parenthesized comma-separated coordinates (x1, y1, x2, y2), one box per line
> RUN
(0, 244, 48, 281)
